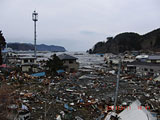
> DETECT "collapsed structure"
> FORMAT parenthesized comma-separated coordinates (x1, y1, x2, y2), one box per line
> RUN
(0, 51, 159, 119)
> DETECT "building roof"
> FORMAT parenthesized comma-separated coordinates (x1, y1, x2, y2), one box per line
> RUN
(148, 55, 160, 60)
(127, 61, 160, 67)
(2, 47, 13, 53)
(19, 57, 36, 60)
(0, 64, 9, 68)
(136, 55, 148, 59)
(17, 63, 38, 66)
(58, 54, 77, 60)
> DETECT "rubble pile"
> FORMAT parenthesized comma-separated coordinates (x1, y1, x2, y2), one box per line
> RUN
(0, 53, 159, 119)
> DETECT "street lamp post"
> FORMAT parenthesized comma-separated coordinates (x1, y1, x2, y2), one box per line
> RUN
(32, 11, 38, 58)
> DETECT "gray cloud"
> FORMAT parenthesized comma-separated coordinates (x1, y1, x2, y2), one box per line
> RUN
(0, 0, 160, 51)
(80, 30, 105, 36)
(80, 31, 97, 35)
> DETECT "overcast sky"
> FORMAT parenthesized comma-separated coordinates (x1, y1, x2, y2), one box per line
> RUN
(0, 0, 160, 51)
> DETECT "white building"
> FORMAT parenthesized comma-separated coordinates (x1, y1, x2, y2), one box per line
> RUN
(18, 57, 38, 72)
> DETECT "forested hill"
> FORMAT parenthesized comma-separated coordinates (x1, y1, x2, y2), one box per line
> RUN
(8, 43, 66, 52)
(89, 28, 160, 54)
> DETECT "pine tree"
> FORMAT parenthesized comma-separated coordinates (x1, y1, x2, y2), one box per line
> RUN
(45, 54, 63, 76)
(0, 31, 6, 65)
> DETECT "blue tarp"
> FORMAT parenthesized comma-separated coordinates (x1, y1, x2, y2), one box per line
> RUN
(57, 70, 65, 74)
(96, 53, 104, 56)
(31, 72, 45, 77)
(64, 104, 74, 111)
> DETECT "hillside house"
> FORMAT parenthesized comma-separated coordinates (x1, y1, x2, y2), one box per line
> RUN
(58, 54, 79, 73)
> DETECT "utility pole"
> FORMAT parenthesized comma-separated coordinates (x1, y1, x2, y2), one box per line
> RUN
(32, 11, 38, 57)
(114, 57, 121, 112)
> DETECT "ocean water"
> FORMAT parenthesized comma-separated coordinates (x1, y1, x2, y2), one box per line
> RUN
(36, 51, 105, 68)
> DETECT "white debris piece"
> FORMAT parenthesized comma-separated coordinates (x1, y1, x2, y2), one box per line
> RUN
(56, 115, 62, 120)
(22, 104, 29, 111)
(104, 100, 156, 120)
(118, 100, 156, 120)
(154, 75, 160, 82)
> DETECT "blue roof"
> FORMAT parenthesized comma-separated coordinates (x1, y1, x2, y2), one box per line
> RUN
(57, 70, 65, 74)
(96, 53, 104, 55)
(31, 72, 45, 77)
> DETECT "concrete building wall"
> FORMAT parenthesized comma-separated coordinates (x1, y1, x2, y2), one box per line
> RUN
(63, 60, 79, 72)
(147, 60, 160, 63)
(22, 66, 38, 72)
(21, 59, 36, 64)
(136, 65, 160, 75)
(8, 58, 17, 64)
(22, 66, 31, 72)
